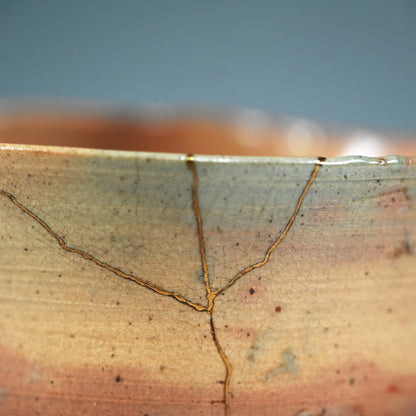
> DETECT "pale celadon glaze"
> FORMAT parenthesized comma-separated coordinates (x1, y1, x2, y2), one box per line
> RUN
(0, 143, 415, 416)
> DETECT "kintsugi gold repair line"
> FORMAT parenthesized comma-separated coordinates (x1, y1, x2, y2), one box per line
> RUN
(214, 156, 326, 298)
(188, 156, 325, 416)
(186, 154, 214, 310)
(0, 156, 325, 416)
(210, 313, 233, 415)
(0, 189, 208, 312)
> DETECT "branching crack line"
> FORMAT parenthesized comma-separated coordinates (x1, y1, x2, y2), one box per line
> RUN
(0, 155, 325, 416)
(214, 156, 326, 298)
(0, 189, 207, 312)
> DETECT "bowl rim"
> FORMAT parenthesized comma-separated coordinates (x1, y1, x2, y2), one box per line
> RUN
(1, 142, 414, 167)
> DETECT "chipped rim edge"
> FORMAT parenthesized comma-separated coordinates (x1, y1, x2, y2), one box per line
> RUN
(0, 142, 415, 167)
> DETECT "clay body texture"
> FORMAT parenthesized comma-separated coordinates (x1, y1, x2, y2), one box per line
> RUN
(0, 145, 415, 416)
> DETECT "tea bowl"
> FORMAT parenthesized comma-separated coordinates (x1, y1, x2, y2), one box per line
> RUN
(0, 107, 415, 416)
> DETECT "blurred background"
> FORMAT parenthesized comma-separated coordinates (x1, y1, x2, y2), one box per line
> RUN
(0, 0, 415, 155)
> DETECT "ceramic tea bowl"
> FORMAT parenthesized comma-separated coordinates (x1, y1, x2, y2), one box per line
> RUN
(0, 106, 415, 416)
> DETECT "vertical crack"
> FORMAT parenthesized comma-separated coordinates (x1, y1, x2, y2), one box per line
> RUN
(210, 312, 232, 416)
(186, 154, 214, 310)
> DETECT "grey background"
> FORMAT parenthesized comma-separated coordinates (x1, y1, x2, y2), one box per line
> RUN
(0, 0, 415, 130)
